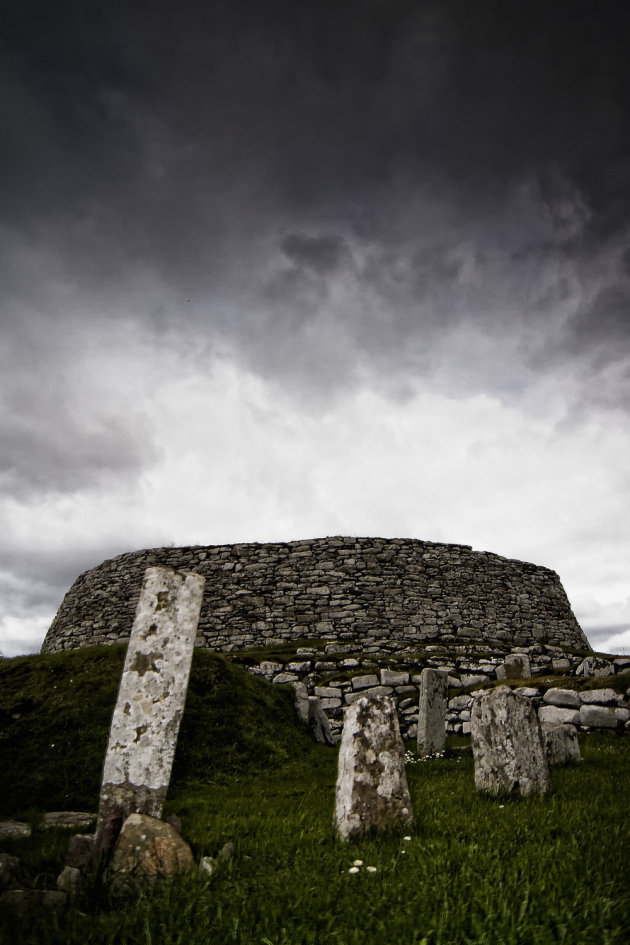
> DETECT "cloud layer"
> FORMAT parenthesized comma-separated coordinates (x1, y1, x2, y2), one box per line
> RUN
(1, 1, 629, 654)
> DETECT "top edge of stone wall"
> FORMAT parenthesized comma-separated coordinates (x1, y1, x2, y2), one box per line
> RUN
(41, 536, 589, 655)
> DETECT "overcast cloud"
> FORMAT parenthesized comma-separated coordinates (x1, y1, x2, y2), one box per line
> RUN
(1, 0, 629, 656)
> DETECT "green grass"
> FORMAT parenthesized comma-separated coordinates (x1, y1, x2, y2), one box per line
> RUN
(1, 650, 629, 944)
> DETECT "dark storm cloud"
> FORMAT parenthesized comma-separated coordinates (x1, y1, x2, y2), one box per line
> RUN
(1, 0, 629, 402)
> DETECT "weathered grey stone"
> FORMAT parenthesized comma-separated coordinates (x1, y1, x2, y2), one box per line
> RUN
(293, 682, 310, 723)
(42, 812, 96, 830)
(578, 689, 618, 705)
(496, 653, 532, 680)
(345, 685, 393, 704)
(110, 813, 194, 877)
(471, 687, 550, 796)
(615, 707, 630, 722)
(56, 866, 81, 893)
(97, 566, 204, 832)
(417, 668, 447, 757)
(380, 669, 409, 687)
(579, 705, 618, 728)
(541, 723, 581, 764)
(576, 656, 614, 678)
(0, 821, 31, 839)
(352, 674, 379, 690)
(543, 688, 581, 709)
(538, 705, 581, 725)
(459, 674, 488, 687)
(551, 658, 571, 673)
(334, 694, 413, 840)
(272, 672, 299, 684)
(314, 686, 341, 698)
(514, 687, 539, 698)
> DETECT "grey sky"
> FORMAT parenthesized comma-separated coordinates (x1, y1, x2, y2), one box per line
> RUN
(1, 0, 629, 655)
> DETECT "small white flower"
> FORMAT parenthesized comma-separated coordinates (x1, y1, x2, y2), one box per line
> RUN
(366, 866, 377, 873)
(352, 859, 363, 866)
(348, 866, 360, 874)
(403, 836, 412, 841)
(499, 805, 505, 809)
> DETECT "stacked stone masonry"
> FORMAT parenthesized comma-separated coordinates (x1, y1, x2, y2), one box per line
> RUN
(43, 536, 588, 655)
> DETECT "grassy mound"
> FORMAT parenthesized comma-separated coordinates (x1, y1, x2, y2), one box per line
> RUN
(0, 646, 314, 817)
(1, 647, 630, 944)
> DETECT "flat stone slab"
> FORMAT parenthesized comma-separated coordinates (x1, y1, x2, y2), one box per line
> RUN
(0, 821, 31, 839)
(541, 723, 582, 765)
(334, 693, 413, 840)
(98, 566, 205, 829)
(42, 812, 96, 830)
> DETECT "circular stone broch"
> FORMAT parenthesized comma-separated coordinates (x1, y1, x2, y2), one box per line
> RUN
(41, 537, 588, 655)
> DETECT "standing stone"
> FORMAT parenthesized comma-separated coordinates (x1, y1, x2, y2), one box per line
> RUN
(97, 567, 204, 832)
(471, 686, 550, 796)
(334, 693, 413, 840)
(417, 668, 447, 757)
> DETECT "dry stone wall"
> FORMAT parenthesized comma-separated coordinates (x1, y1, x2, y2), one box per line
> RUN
(42, 537, 588, 655)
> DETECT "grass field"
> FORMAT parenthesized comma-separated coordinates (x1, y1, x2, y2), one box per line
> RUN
(1, 647, 629, 944)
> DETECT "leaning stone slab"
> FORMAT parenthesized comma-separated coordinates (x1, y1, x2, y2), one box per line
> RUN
(97, 566, 204, 831)
(417, 668, 447, 757)
(110, 813, 194, 877)
(334, 694, 412, 840)
(471, 686, 550, 796)
(541, 723, 582, 765)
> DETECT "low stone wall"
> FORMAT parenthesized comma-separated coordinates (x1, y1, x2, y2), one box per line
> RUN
(238, 640, 630, 740)
(42, 537, 588, 654)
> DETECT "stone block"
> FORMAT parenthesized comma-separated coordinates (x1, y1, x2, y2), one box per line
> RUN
(578, 689, 618, 705)
(380, 669, 410, 687)
(334, 694, 413, 840)
(471, 686, 550, 796)
(579, 705, 618, 728)
(417, 668, 447, 757)
(538, 705, 581, 726)
(345, 686, 393, 704)
(97, 566, 204, 831)
(543, 688, 581, 709)
(352, 674, 380, 691)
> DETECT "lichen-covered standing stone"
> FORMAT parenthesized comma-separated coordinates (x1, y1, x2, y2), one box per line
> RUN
(471, 686, 550, 796)
(97, 566, 204, 831)
(334, 693, 413, 840)
(417, 668, 447, 757)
